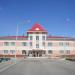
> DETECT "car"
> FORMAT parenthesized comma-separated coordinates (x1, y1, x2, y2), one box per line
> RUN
(0, 58, 3, 63)
(0, 58, 10, 62)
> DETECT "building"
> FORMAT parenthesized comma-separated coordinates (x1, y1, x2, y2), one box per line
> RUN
(0, 23, 75, 58)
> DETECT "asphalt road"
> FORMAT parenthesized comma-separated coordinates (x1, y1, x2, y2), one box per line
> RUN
(0, 58, 75, 75)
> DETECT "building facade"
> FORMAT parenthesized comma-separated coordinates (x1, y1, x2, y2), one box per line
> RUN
(0, 23, 75, 58)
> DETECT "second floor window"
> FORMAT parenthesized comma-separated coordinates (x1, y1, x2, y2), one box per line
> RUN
(22, 42, 27, 46)
(48, 42, 52, 46)
(59, 42, 69, 46)
(42, 36, 45, 40)
(11, 42, 15, 46)
(36, 36, 39, 40)
(65, 42, 69, 46)
(36, 44, 39, 48)
(4, 42, 9, 46)
(59, 42, 64, 46)
(30, 36, 32, 40)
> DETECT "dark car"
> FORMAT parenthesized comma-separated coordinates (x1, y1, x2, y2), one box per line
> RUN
(0, 58, 10, 63)
(0, 58, 3, 63)
(5, 58, 10, 61)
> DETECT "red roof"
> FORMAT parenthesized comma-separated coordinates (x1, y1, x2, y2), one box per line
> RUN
(47, 36, 65, 38)
(27, 23, 47, 32)
(0, 36, 27, 39)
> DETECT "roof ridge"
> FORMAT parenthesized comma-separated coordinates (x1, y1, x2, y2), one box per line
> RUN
(27, 23, 47, 32)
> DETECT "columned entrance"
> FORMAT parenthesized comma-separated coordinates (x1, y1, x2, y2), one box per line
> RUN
(28, 50, 46, 57)
(22, 50, 26, 55)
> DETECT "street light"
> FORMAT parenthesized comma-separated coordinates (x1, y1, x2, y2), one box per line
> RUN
(15, 19, 31, 63)
(14, 24, 18, 63)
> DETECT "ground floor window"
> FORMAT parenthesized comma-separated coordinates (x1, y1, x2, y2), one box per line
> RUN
(28, 50, 46, 57)
(22, 50, 26, 54)
(48, 50, 52, 54)
(42, 51, 46, 54)
(4, 50, 9, 54)
(10, 50, 15, 54)
(66, 50, 70, 54)
(60, 50, 70, 55)
(60, 50, 64, 54)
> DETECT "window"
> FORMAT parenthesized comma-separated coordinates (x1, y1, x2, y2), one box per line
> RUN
(10, 50, 15, 54)
(4, 50, 8, 54)
(48, 50, 52, 54)
(4, 42, 9, 46)
(65, 42, 69, 46)
(22, 42, 27, 46)
(30, 36, 32, 40)
(36, 36, 39, 40)
(11, 42, 15, 46)
(36, 44, 39, 48)
(22, 50, 26, 54)
(60, 50, 64, 54)
(59, 42, 69, 46)
(48, 42, 52, 46)
(42, 36, 45, 40)
(59, 42, 64, 46)
(66, 50, 70, 54)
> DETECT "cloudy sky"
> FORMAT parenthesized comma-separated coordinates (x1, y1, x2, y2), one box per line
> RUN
(0, 0, 75, 37)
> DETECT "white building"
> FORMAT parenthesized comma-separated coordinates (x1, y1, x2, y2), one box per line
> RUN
(0, 23, 75, 58)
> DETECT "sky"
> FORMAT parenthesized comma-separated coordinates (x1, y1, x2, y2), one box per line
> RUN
(0, 0, 75, 37)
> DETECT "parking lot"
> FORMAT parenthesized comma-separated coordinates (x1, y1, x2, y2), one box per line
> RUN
(0, 58, 75, 75)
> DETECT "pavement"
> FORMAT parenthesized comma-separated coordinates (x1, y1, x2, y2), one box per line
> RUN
(0, 60, 16, 72)
(0, 58, 75, 75)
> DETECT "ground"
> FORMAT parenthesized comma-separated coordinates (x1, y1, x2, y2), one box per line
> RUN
(0, 58, 75, 75)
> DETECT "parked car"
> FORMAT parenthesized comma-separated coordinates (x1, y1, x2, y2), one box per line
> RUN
(0, 58, 3, 63)
(0, 58, 10, 62)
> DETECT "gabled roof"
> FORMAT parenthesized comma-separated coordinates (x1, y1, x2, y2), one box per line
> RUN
(47, 36, 75, 41)
(0, 36, 27, 38)
(27, 23, 47, 32)
(0, 36, 27, 40)
(47, 36, 65, 38)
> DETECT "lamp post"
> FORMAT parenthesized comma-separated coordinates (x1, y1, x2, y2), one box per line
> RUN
(14, 24, 19, 64)
(15, 19, 31, 63)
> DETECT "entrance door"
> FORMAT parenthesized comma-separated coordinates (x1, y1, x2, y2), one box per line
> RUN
(28, 50, 46, 57)
(22, 50, 26, 55)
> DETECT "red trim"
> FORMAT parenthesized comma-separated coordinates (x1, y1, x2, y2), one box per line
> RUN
(0, 36, 27, 39)
(27, 23, 47, 32)
(0, 36, 71, 39)
(47, 36, 65, 38)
